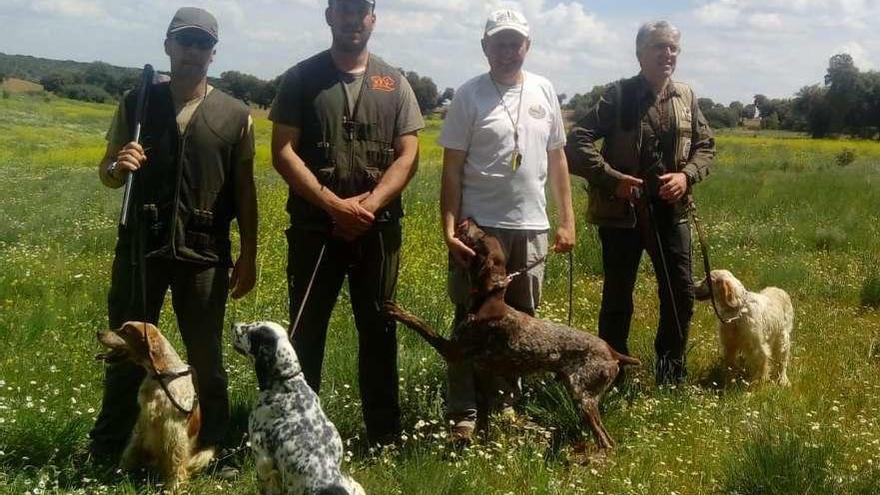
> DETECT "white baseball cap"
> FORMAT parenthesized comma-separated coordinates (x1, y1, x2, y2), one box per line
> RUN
(484, 9, 530, 38)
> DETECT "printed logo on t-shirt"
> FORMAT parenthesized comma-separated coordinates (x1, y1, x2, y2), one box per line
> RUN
(528, 104, 547, 120)
(370, 75, 397, 92)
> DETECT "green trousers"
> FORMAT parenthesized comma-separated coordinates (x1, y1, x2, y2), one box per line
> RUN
(286, 224, 401, 444)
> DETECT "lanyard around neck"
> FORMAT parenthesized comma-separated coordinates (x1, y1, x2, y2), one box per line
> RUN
(491, 74, 525, 170)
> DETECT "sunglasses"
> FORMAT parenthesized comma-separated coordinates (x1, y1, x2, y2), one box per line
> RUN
(173, 34, 216, 50)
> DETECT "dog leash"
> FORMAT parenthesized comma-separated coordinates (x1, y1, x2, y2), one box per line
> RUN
(289, 241, 327, 338)
(504, 253, 550, 284)
(635, 191, 685, 344)
(687, 199, 740, 325)
(127, 187, 196, 416)
(567, 250, 573, 326)
(504, 249, 574, 326)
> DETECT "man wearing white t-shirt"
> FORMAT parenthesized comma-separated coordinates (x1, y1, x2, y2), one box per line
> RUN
(439, 8, 576, 442)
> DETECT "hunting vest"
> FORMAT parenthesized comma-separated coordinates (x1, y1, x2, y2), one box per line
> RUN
(290, 51, 403, 230)
(123, 83, 250, 266)
(588, 76, 699, 227)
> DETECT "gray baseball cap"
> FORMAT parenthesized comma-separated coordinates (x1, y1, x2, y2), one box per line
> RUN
(167, 7, 219, 42)
(329, 0, 376, 6)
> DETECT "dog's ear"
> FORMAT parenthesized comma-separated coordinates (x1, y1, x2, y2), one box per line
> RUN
(249, 326, 278, 390)
(720, 278, 739, 308)
(97, 329, 127, 350)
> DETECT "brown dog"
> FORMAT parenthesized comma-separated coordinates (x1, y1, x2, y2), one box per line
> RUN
(97, 322, 214, 488)
(385, 219, 639, 449)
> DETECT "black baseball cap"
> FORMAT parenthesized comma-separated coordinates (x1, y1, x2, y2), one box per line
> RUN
(167, 7, 219, 42)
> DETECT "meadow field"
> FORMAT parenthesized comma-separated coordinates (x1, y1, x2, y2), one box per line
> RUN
(1, 92, 880, 494)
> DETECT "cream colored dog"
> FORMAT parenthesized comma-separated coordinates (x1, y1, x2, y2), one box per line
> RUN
(695, 270, 793, 386)
(97, 322, 214, 489)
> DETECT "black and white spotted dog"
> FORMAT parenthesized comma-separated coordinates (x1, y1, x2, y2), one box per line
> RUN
(233, 321, 365, 495)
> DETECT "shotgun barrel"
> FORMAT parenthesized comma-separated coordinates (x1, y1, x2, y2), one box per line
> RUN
(119, 64, 154, 227)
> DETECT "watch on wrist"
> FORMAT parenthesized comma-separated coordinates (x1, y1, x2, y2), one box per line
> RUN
(107, 161, 120, 180)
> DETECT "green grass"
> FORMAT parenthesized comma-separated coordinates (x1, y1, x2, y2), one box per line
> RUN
(2, 92, 880, 493)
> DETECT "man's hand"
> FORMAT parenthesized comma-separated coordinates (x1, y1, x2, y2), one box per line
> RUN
(330, 192, 375, 241)
(446, 234, 475, 268)
(113, 141, 147, 178)
(552, 223, 576, 253)
(359, 190, 381, 215)
(614, 174, 644, 201)
(229, 254, 257, 299)
(658, 172, 688, 203)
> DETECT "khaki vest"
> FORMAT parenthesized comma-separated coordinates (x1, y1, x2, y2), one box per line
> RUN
(123, 83, 250, 266)
(289, 51, 404, 230)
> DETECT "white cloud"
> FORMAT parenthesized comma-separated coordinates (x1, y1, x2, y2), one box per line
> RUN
(694, 0, 741, 27)
(747, 13, 783, 30)
(30, 0, 107, 19)
(0, 0, 879, 103)
(838, 41, 875, 71)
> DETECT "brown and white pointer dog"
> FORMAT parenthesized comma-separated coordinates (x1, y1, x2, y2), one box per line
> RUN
(385, 219, 640, 449)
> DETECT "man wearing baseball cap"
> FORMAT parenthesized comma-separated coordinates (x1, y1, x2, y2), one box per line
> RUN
(439, 8, 575, 442)
(270, 0, 423, 446)
(91, 6, 257, 462)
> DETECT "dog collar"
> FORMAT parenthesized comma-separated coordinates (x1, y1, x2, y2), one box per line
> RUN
(149, 365, 198, 415)
(152, 366, 194, 382)
(257, 370, 303, 392)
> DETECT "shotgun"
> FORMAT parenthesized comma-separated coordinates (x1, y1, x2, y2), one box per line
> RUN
(119, 64, 154, 227)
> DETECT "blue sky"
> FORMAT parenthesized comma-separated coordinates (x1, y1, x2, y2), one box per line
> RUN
(1, 0, 878, 104)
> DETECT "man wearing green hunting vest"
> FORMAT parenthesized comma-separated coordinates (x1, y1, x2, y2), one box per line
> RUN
(565, 21, 715, 385)
(90, 7, 257, 461)
(270, 0, 423, 445)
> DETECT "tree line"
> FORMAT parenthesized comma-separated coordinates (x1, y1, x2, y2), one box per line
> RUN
(0, 53, 454, 114)
(6, 51, 878, 139)
(562, 53, 880, 140)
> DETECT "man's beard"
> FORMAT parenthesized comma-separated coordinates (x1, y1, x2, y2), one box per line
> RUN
(333, 29, 372, 53)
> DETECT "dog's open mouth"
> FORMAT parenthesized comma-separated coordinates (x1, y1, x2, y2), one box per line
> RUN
(95, 348, 127, 363)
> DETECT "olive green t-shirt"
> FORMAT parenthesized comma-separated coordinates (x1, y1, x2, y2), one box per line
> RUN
(269, 66, 424, 137)
(106, 85, 255, 164)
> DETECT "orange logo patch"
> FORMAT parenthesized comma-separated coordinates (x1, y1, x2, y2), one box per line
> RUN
(370, 75, 397, 92)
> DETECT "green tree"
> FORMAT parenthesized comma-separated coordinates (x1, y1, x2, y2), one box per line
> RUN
(565, 84, 606, 123)
(754, 94, 774, 118)
(253, 76, 281, 110)
(83, 62, 118, 95)
(40, 72, 77, 93)
(404, 70, 438, 114)
(793, 84, 832, 138)
(218, 70, 264, 105)
(825, 53, 859, 133)
(437, 87, 454, 107)
(858, 71, 880, 139)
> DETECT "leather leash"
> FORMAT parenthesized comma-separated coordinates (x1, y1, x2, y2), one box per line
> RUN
(687, 199, 739, 324)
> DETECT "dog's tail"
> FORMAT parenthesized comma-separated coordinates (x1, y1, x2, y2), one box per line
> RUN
(383, 301, 456, 360)
(186, 446, 215, 473)
(610, 349, 641, 367)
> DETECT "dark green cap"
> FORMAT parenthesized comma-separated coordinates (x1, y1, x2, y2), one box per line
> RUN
(167, 7, 219, 41)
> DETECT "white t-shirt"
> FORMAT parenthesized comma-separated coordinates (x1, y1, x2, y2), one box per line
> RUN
(439, 70, 566, 230)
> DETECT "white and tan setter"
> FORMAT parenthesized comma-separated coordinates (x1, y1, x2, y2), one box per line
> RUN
(97, 322, 214, 488)
(696, 270, 793, 386)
